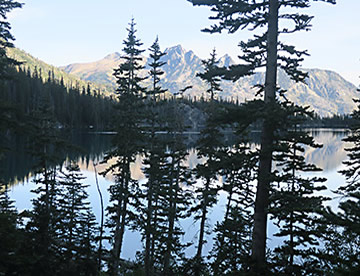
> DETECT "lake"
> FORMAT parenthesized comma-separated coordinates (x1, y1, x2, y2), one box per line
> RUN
(5, 128, 351, 261)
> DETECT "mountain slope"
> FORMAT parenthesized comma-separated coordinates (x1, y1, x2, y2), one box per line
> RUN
(61, 52, 122, 88)
(7, 47, 111, 94)
(62, 45, 358, 116)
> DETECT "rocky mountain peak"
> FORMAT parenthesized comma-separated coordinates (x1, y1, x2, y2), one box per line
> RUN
(61, 44, 358, 117)
(104, 52, 121, 61)
(218, 54, 235, 68)
(165, 44, 186, 56)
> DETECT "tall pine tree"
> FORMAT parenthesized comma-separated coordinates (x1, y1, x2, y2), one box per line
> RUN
(102, 18, 146, 276)
(188, 0, 336, 272)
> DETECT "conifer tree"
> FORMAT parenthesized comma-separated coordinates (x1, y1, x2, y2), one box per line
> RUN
(0, 181, 25, 274)
(156, 92, 195, 275)
(197, 48, 222, 101)
(24, 100, 66, 275)
(0, 0, 23, 155)
(147, 36, 167, 101)
(0, 0, 23, 78)
(190, 122, 222, 276)
(161, 141, 193, 275)
(102, 18, 146, 276)
(184, 50, 227, 275)
(269, 102, 328, 275)
(188, 0, 336, 272)
(210, 143, 256, 275)
(56, 162, 98, 275)
(188, 103, 224, 276)
(136, 36, 169, 276)
(321, 84, 360, 274)
(137, 140, 193, 275)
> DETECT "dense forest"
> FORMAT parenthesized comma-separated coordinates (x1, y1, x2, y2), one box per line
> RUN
(1, 0, 360, 276)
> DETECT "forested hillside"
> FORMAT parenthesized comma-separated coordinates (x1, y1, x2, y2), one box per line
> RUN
(0, 66, 113, 129)
(6, 47, 112, 94)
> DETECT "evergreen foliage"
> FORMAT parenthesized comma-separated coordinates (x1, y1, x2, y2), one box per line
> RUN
(197, 48, 222, 101)
(147, 36, 167, 100)
(0, 66, 113, 129)
(189, 0, 336, 272)
(56, 162, 98, 275)
(102, 18, 147, 275)
(321, 87, 360, 274)
(0, 0, 23, 78)
(0, 182, 26, 275)
(210, 143, 256, 275)
(269, 101, 328, 275)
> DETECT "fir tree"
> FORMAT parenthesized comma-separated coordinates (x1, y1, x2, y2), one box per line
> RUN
(0, 0, 23, 78)
(196, 48, 222, 101)
(0, 0, 23, 155)
(138, 36, 168, 276)
(321, 85, 360, 274)
(188, 0, 336, 272)
(0, 181, 26, 274)
(56, 162, 98, 275)
(269, 102, 328, 275)
(187, 54, 226, 275)
(147, 36, 167, 101)
(210, 143, 256, 275)
(189, 108, 223, 276)
(102, 18, 146, 276)
(161, 141, 193, 275)
(25, 101, 65, 275)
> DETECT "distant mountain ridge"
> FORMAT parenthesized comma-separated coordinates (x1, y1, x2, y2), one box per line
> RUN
(61, 45, 358, 116)
(13, 45, 358, 117)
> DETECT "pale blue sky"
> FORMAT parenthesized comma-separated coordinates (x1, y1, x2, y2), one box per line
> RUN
(8, 0, 359, 85)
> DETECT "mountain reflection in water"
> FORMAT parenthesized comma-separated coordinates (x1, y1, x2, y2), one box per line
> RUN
(77, 129, 349, 180)
(6, 129, 350, 259)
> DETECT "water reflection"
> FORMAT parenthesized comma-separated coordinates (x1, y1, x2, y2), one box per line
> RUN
(6, 129, 350, 260)
(305, 129, 350, 171)
(77, 129, 349, 181)
(1, 131, 113, 185)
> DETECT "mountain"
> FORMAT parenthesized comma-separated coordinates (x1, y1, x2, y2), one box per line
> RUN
(61, 52, 122, 90)
(62, 45, 359, 116)
(6, 47, 111, 94)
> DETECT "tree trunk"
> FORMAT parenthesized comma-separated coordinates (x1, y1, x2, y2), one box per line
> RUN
(145, 174, 153, 276)
(163, 158, 179, 275)
(111, 158, 130, 276)
(251, 0, 279, 273)
(94, 163, 104, 274)
(195, 177, 210, 276)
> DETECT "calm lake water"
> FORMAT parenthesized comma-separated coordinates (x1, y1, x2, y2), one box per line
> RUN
(6, 129, 351, 260)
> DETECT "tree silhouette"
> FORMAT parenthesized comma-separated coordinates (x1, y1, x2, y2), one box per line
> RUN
(197, 48, 222, 101)
(188, 0, 336, 272)
(56, 162, 98, 275)
(102, 18, 146, 275)
(322, 85, 360, 274)
(269, 102, 328, 274)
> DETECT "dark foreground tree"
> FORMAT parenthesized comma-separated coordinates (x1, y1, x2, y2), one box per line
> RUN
(102, 18, 146, 276)
(269, 102, 328, 275)
(57, 162, 98, 275)
(186, 54, 226, 275)
(138, 36, 169, 276)
(196, 48, 222, 101)
(24, 100, 66, 275)
(210, 143, 257, 275)
(0, 1, 24, 269)
(188, 0, 336, 272)
(321, 84, 360, 274)
(0, 0, 23, 77)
